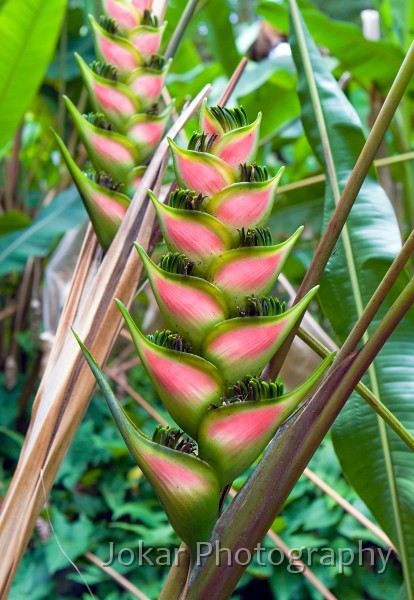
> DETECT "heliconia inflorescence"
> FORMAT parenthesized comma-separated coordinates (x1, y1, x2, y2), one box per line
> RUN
(74, 96, 335, 554)
(55, 0, 173, 250)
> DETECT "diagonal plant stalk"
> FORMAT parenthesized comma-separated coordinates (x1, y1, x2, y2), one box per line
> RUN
(108, 365, 342, 599)
(226, 490, 339, 600)
(268, 32, 414, 377)
(297, 324, 414, 453)
(280, 2, 414, 592)
(165, 0, 201, 60)
(217, 57, 248, 105)
(268, 529, 337, 599)
(300, 468, 397, 553)
(184, 278, 414, 598)
(333, 226, 414, 362)
(158, 543, 191, 600)
(184, 354, 357, 599)
(279, 269, 414, 452)
(0, 87, 210, 598)
(177, 4, 414, 596)
(278, 151, 414, 194)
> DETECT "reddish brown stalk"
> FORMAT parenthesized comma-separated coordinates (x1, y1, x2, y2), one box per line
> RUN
(268, 39, 414, 378)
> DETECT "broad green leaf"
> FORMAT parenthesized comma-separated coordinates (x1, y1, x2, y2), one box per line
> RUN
(0, 0, 67, 152)
(290, 4, 414, 595)
(0, 187, 86, 276)
(203, 0, 240, 77)
(260, 0, 406, 89)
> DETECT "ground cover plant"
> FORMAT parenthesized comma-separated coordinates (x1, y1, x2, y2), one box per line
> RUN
(1, 0, 414, 598)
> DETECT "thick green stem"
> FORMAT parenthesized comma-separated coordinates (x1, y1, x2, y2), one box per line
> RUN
(184, 280, 414, 599)
(184, 356, 355, 600)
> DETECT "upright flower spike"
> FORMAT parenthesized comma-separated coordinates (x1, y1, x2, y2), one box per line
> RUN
(53, 131, 129, 250)
(198, 354, 335, 486)
(73, 330, 221, 552)
(201, 287, 319, 384)
(135, 244, 229, 348)
(204, 169, 284, 234)
(70, 83, 323, 549)
(59, 0, 171, 251)
(206, 227, 303, 308)
(116, 300, 225, 439)
(168, 138, 236, 196)
(148, 191, 233, 268)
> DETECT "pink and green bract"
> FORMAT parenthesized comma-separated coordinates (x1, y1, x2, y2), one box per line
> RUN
(56, 0, 172, 250)
(74, 86, 335, 552)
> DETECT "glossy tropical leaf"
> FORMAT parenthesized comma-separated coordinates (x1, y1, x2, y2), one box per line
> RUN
(203, 0, 240, 76)
(236, 56, 301, 141)
(0, 187, 85, 276)
(290, 6, 414, 593)
(260, 0, 406, 90)
(0, 0, 67, 153)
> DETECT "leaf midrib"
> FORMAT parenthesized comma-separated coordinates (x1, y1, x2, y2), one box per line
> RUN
(289, 0, 413, 595)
